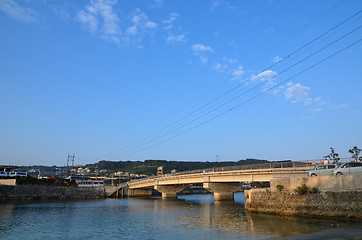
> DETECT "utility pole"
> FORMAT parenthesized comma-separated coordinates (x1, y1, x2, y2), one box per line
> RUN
(70, 153, 75, 178)
(65, 153, 75, 179)
(65, 153, 69, 178)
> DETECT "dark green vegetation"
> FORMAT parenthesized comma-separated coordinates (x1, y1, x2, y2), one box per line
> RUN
(86, 159, 269, 176)
(276, 184, 284, 192)
(18, 159, 269, 177)
(294, 184, 319, 195)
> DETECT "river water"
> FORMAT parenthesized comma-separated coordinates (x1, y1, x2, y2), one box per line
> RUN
(1, 193, 361, 240)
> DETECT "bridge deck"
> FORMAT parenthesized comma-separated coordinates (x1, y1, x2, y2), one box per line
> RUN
(127, 166, 312, 189)
(107, 162, 315, 197)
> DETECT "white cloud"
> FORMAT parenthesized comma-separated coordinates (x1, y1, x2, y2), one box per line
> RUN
(191, 44, 214, 64)
(311, 108, 323, 113)
(0, 0, 37, 22)
(210, 0, 222, 11)
(150, 0, 163, 8)
(127, 8, 158, 41)
(228, 41, 238, 49)
(264, 27, 274, 33)
(231, 66, 244, 79)
(191, 44, 214, 53)
(127, 25, 138, 36)
(240, 70, 278, 93)
(271, 89, 280, 95)
(214, 62, 228, 72)
(304, 98, 313, 106)
(78, 9, 99, 34)
(145, 21, 157, 29)
(273, 56, 282, 63)
(285, 82, 310, 103)
(331, 104, 348, 110)
(77, 0, 121, 44)
(314, 97, 327, 105)
(77, 2, 158, 46)
(200, 56, 208, 64)
(52, 5, 72, 23)
(209, 0, 237, 11)
(251, 70, 277, 82)
(163, 13, 179, 30)
(163, 13, 187, 45)
(222, 57, 237, 64)
(166, 33, 185, 44)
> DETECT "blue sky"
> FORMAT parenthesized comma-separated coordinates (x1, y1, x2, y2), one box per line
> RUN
(0, 0, 361, 166)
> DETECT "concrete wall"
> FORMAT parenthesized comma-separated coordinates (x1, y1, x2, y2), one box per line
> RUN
(128, 188, 153, 197)
(244, 189, 362, 219)
(0, 179, 16, 186)
(270, 175, 362, 192)
(0, 185, 106, 200)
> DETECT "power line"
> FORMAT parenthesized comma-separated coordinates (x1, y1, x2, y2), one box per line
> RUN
(103, 27, 360, 159)
(118, 38, 361, 159)
(100, 25, 361, 159)
(86, 10, 361, 161)
(85, 8, 356, 162)
(273, 15, 362, 73)
(244, 0, 346, 68)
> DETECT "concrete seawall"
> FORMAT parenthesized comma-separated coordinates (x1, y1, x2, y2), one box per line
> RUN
(245, 175, 362, 219)
(270, 175, 362, 192)
(0, 185, 107, 200)
(245, 189, 362, 218)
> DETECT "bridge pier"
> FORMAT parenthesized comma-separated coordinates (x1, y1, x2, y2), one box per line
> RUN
(154, 185, 185, 198)
(203, 182, 241, 201)
(128, 188, 153, 197)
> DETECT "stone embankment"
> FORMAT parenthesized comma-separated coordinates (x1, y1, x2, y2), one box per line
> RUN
(0, 185, 107, 200)
(245, 175, 362, 219)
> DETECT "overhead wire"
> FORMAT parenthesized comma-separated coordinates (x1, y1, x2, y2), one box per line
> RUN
(84, 5, 353, 162)
(244, 0, 346, 68)
(97, 17, 361, 160)
(82, 9, 361, 162)
(104, 26, 361, 160)
(117, 38, 361, 159)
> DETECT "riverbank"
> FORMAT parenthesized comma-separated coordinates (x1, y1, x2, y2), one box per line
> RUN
(0, 185, 106, 200)
(245, 175, 362, 219)
(245, 189, 362, 219)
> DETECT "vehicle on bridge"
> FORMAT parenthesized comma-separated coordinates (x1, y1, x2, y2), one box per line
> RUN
(307, 164, 338, 177)
(332, 162, 362, 175)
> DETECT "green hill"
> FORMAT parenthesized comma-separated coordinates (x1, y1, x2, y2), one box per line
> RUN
(85, 159, 269, 176)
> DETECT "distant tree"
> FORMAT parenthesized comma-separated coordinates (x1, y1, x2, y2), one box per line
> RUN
(324, 147, 340, 163)
(349, 146, 361, 162)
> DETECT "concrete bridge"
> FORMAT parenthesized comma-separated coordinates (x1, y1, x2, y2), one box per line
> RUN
(107, 161, 314, 200)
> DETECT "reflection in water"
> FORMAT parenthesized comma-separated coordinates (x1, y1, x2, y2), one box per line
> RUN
(0, 203, 14, 230)
(245, 211, 350, 239)
(0, 194, 361, 240)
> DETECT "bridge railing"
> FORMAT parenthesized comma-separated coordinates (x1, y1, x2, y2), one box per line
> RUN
(128, 158, 354, 184)
(128, 160, 312, 184)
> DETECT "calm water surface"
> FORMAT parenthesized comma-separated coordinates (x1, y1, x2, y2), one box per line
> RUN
(1, 193, 361, 240)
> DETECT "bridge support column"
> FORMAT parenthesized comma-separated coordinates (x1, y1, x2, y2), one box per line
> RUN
(203, 182, 241, 201)
(154, 185, 185, 198)
(128, 188, 152, 197)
